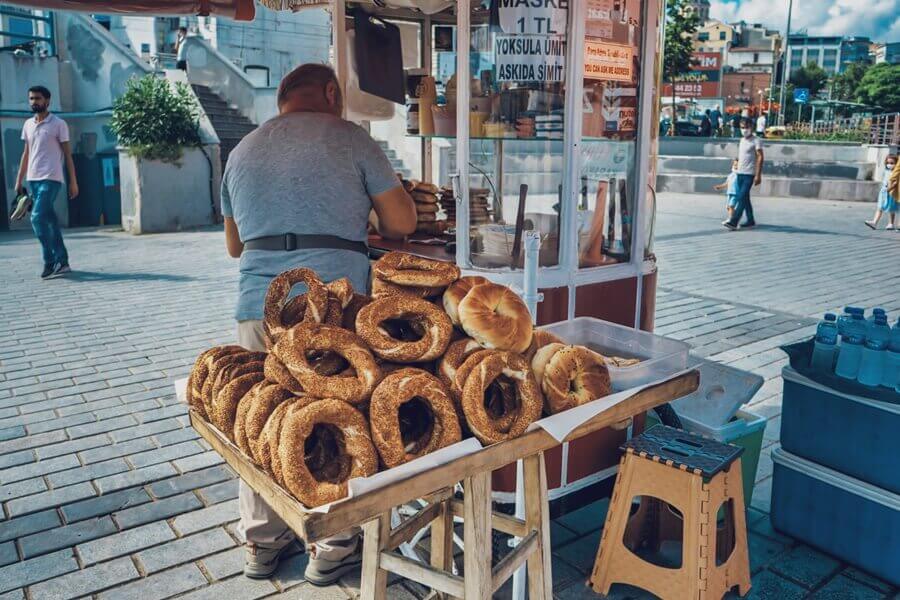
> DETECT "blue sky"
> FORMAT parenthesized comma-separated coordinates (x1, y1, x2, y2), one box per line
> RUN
(709, 0, 900, 42)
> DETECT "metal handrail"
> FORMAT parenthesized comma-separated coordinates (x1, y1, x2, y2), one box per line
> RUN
(801, 112, 899, 146)
(0, 7, 55, 55)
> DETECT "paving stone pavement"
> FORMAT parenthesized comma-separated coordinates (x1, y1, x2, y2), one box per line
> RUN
(0, 192, 896, 599)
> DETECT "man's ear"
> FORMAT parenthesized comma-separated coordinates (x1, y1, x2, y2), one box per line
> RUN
(325, 81, 338, 107)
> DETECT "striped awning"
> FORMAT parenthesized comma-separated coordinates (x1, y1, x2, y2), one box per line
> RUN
(4, 0, 255, 20)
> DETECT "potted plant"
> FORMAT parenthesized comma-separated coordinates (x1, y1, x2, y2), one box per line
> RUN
(111, 75, 215, 233)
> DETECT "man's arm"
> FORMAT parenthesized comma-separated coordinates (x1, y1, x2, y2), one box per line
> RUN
(224, 217, 243, 258)
(61, 141, 79, 199)
(754, 148, 764, 186)
(14, 144, 28, 193)
(371, 186, 417, 240)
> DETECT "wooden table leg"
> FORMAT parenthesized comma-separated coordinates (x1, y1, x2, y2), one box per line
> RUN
(360, 512, 390, 600)
(463, 471, 493, 600)
(523, 452, 553, 600)
(430, 499, 455, 599)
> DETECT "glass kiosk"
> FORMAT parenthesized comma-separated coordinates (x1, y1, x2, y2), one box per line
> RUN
(332, 0, 666, 509)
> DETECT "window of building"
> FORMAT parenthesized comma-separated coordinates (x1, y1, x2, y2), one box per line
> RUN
(6, 14, 34, 47)
(141, 43, 150, 54)
(753, 52, 759, 62)
(719, 31, 727, 40)
(698, 32, 709, 41)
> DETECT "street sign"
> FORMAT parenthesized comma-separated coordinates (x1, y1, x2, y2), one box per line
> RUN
(793, 88, 810, 104)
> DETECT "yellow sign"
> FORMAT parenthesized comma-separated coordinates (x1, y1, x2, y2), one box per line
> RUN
(583, 41, 633, 82)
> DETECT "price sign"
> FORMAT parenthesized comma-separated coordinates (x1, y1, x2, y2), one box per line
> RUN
(495, 35, 567, 82)
(497, 0, 569, 35)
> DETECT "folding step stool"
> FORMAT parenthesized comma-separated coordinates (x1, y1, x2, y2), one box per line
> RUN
(590, 425, 751, 600)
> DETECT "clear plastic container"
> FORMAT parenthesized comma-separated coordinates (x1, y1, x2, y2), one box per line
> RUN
(671, 359, 763, 427)
(539, 317, 691, 391)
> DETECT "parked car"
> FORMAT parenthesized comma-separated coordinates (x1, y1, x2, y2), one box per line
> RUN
(672, 120, 701, 136)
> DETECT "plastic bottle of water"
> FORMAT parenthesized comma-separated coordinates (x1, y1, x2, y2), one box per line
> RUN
(857, 316, 891, 386)
(867, 307, 886, 324)
(835, 307, 863, 365)
(835, 312, 867, 380)
(810, 313, 838, 372)
(882, 318, 900, 389)
(837, 307, 854, 337)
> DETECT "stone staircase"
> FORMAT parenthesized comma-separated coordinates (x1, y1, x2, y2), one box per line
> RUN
(192, 84, 257, 171)
(376, 139, 412, 179)
(656, 138, 882, 202)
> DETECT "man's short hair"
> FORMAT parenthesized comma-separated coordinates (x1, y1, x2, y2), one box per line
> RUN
(178, 26, 187, 32)
(741, 117, 754, 128)
(277, 63, 338, 106)
(28, 85, 51, 99)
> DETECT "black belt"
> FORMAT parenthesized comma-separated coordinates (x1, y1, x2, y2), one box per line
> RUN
(243, 234, 368, 255)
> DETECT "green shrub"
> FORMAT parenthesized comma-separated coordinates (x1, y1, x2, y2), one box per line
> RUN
(110, 75, 201, 162)
(782, 129, 867, 143)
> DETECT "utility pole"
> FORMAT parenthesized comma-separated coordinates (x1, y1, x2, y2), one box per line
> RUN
(777, 0, 794, 125)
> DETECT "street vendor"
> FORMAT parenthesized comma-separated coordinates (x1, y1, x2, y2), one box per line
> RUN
(220, 63, 416, 584)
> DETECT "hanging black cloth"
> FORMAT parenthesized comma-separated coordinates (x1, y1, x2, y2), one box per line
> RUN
(353, 10, 405, 104)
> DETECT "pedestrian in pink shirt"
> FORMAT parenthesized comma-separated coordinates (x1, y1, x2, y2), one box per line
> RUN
(12, 85, 79, 279)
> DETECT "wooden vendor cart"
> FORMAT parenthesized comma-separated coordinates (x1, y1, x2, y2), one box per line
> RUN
(315, 0, 668, 513)
(190, 370, 698, 599)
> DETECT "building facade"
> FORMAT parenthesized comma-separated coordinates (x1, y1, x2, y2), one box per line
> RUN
(786, 34, 872, 75)
(721, 70, 772, 113)
(688, 0, 710, 21)
(103, 6, 330, 84)
(874, 42, 900, 65)
(725, 47, 776, 72)
(732, 21, 781, 53)
(694, 20, 733, 55)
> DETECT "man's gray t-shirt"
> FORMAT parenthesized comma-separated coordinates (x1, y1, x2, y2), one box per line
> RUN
(737, 135, 763, 175)
(221, 112, 400, 321)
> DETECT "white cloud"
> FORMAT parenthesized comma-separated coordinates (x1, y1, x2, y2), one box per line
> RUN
(708, 0, 900, 42)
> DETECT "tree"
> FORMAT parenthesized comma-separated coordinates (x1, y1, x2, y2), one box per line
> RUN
(855, 63, 900, 112)
(662, 0, 701, 132)
(790, 61, 828, 97)
(832, 62, 867, 102)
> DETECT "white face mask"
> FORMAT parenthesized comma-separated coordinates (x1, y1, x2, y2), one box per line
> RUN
(741, 128, 752, 137)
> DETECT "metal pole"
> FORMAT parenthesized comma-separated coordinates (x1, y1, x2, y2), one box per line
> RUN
(512, 230, 542, 600)
(331, 0, 348, 119)
(777, 0, 793, 125)
(522, 231, 543, 322)
(454, 0, 471, 269)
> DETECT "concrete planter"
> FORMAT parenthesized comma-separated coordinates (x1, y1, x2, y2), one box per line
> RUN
(118, 145, 218, 234)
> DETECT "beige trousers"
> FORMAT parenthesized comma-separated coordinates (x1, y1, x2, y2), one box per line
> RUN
(236, 320, 359, 560)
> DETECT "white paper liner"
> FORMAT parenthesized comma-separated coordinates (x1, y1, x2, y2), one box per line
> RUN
(177, 370, 483, 514)
(308, 438, 484, 513)
(175, 377, 189, 405)
(178, 366, 695, 513)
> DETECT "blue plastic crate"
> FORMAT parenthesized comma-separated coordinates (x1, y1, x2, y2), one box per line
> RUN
(780, 366, 900, 494)
(771, 448, 900, 586)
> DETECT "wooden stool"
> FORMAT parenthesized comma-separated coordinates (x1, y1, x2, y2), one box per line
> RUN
(589, 426, 751, 600)
(360, 452, 553, 600)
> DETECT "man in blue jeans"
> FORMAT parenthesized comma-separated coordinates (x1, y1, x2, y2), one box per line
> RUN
(724, 117, 763, 230)
(12, 85, 79, 279)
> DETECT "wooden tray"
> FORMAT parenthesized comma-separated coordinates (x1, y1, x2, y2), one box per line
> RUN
(189, 370, 698, 543)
